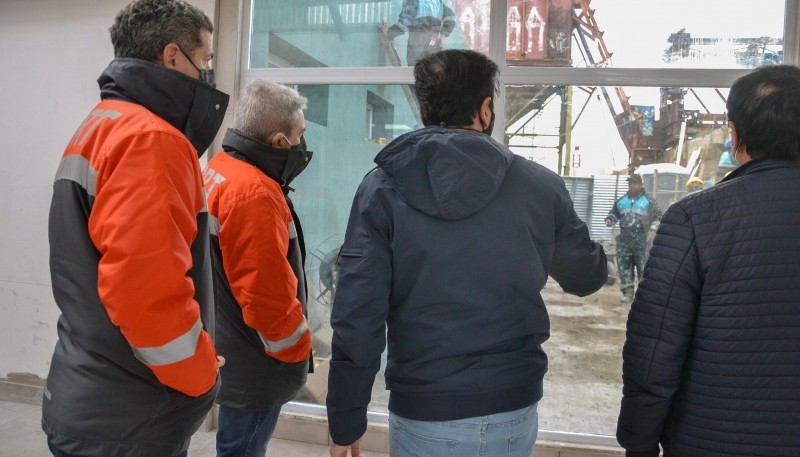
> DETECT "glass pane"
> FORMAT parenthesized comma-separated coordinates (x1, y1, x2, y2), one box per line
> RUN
(291, 84, 418, 412)
(506, 0, 785, 69)
(296, 81, 735, 433)
(250, 0, 491, 68)
(506, 84, 731, 434)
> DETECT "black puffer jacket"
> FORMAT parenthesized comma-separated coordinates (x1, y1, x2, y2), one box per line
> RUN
(617, 159, 800, 457)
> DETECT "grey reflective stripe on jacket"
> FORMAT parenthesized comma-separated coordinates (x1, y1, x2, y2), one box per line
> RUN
(209, 214, 220, 236)
(131, 316, 203, 365)
(55, 154, 98, 197)
(258, 318, 309, 354)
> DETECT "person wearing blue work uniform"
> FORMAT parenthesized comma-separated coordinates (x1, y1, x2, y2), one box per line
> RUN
(605, 174, 662, 302)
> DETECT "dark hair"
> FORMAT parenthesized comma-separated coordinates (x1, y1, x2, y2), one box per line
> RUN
(414, 49, 499, 127)
(727, 65, 800, 161)
(109, 0, 213, 62)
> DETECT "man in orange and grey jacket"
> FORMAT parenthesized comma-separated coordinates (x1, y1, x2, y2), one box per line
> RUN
(44, 1, 228, 456)
(204, 80, 313, 457)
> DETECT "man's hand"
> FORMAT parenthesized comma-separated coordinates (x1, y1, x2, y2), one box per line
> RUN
(217, 355, 226, 369)
(605, 219, 614, 227)
(330, 439, 361, 457)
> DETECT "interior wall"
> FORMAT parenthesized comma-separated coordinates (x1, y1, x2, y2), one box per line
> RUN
(0, 0, 221, 385)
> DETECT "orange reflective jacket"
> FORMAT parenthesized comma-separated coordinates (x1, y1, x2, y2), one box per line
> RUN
(51, 100, 218, 395)
(205, 151, 311, 365)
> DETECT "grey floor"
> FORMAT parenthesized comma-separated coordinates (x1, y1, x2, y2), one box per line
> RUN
(0, 400, 387, 457)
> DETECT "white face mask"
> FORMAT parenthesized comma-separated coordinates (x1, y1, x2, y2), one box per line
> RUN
(731, 140, 742, 166)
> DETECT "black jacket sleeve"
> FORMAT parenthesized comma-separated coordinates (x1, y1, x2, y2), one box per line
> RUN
(617, 203, 700, 453)
(326, 174, 392, 446)
(549, 179, 608, 296)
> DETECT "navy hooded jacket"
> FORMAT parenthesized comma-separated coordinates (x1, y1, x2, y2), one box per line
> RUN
(617, 159, 800, 457)
(326, 127, 607, 445)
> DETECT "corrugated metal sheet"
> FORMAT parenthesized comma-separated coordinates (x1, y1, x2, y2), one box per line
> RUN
(590, 175, 628, 241)
(562, 176, 593, 230)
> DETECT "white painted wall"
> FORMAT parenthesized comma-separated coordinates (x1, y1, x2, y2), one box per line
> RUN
(0, 0, 217, 381)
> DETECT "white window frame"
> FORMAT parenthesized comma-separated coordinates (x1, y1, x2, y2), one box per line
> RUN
(236, 0, 800, 446)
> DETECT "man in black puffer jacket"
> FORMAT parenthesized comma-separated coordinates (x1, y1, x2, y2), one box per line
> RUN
(617, 65, 800, 457)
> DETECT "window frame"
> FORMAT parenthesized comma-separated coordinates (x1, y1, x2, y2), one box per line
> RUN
(236, 0, 800, 446)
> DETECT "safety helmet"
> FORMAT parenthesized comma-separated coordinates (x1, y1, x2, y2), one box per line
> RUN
(686, 177, 704, 193)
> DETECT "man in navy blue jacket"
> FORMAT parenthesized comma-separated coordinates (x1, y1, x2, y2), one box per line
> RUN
(327, 49, 608, 457)
(617, 65, 800, 457)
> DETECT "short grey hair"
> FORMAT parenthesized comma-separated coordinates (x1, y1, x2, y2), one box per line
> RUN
(233, 80, 308, 143)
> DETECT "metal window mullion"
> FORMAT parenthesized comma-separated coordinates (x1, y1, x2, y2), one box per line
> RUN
(490, 0, 510, 142)
(241, 0, 253, 74)
(240, 66, 752, 88)
(242, 66, 415, 85)
(785, 0, 800, 65)
(500, 67, 751, 88)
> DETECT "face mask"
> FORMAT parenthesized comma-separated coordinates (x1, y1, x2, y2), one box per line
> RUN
(179, 47, 216, 88)
(282, 133, 307, 152)
(198, 69, 215, 88)
(730, 140, 741, 166)
(482, 100, 495, 136)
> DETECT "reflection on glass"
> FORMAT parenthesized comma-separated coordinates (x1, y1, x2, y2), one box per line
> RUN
(504, 84, 732, 434)
(250, 0, 490, 68)
(505, 0, 784, 68)
(505, 0, 572, 64)
(287, 84, 419, 412)
(251, 1, 784, 70)
(293, 81, 736, 434)
(291, 81, 736, 436)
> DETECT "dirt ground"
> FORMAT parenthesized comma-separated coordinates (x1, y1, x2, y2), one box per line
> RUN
(301, 278, 628, 437)
(539, 279, 627, 436)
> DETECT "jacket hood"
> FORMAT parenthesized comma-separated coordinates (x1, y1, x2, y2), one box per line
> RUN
(98, 58, 229, 155)
(222, 129, 313, 193)
(375, 127, 512, 220)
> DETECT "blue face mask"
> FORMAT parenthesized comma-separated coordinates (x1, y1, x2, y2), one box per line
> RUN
(179, 47, 216, 88)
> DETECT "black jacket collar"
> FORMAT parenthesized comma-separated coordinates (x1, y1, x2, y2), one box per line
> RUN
(98, 58, 229, 155)
(222, 129, 313, 193)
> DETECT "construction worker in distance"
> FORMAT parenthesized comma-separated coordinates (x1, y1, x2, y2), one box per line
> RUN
(686, 177, 704, 195)
(605, 174, 663, 303)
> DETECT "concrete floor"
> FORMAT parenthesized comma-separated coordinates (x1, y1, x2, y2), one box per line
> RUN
(0, 400, 388, 457)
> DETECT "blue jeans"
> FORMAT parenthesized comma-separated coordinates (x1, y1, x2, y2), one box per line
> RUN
(389, 402, 538, 457)
(216, 404, 282, 457)
(48, 441, 187, 457)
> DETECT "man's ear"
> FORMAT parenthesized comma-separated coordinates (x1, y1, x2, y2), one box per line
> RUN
(479, 96, 492, 129)
(267, 132, 284, 148)
(159, 43, 182, 70)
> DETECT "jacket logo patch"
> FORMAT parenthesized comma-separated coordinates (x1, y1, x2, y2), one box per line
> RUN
(203, 167, 226, 198)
